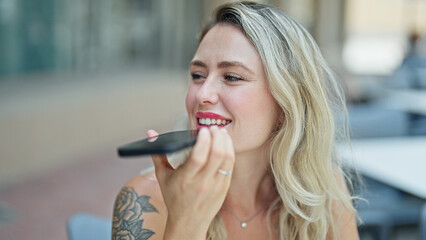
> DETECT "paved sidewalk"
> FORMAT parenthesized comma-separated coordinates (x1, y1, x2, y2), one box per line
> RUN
(0, 147, 153, 240)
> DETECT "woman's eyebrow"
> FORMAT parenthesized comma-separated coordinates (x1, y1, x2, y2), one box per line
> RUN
(190, 60, 254, 74)
(190, 60, 206, 68)
(218, 61, 254, 74)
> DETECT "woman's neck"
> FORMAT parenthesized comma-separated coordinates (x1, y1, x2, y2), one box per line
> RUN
(224, 147, 278, 213)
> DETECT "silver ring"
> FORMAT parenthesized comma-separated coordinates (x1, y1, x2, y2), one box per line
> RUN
(218, 169, 231, 176)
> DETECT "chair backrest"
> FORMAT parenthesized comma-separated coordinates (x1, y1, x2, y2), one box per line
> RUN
(67, 213, 111, 240)
(348, 104, 409, 138)
(421, 203, 426, 240)
(358, 210, 392, 240)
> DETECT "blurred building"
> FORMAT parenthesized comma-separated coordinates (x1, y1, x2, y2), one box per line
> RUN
(0, 0, 203, 76)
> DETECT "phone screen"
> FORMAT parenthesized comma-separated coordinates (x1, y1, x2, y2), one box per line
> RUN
(117, 130, 199, 157)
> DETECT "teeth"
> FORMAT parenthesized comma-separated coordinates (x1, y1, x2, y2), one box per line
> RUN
(198, 118, 230, 126)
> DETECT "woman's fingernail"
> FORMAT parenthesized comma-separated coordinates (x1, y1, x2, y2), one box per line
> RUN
(221, 128, 228, 133)
(211, 126, 219, 130)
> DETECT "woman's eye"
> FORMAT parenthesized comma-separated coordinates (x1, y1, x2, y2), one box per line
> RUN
(191, 73, 204, 80)
(224, 74, 244, 82)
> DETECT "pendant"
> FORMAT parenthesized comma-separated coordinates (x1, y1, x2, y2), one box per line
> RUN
(241, 222, 247, 228)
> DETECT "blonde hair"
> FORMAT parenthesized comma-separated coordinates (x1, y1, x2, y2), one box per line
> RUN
(201, 2, 357, 240)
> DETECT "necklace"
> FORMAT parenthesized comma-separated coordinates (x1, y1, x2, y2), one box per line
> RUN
(222, 204, 268, 228)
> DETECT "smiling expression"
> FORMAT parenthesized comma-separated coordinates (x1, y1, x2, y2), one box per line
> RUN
(186, 23, 281, 154)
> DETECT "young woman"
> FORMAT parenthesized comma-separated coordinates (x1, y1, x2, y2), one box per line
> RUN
(112, 2, 359, 239)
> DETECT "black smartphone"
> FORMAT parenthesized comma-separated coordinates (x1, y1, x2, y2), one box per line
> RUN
(117, 130, 199, 157)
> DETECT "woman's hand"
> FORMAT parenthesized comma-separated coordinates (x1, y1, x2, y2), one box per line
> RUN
(148, 126, 235, 240)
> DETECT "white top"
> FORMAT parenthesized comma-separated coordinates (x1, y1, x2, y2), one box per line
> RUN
(339, 136, 426, 199)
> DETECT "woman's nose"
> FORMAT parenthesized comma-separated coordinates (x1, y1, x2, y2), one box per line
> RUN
(196, 78, 219, 105)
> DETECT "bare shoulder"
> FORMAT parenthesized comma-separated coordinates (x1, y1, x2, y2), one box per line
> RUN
(112, 171, 166, 240)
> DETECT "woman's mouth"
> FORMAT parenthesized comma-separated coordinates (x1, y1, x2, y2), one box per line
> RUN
(198, 118, 231, 126)
(196, 112, 232, 129)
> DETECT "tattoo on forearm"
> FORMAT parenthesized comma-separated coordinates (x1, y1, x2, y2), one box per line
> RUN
(112, 186, 158, 240)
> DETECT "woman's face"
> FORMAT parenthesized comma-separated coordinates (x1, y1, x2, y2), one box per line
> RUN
(186, 23, 280, 154)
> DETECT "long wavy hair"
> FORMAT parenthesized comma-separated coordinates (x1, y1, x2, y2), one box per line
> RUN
(199, 2, 357, 240)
